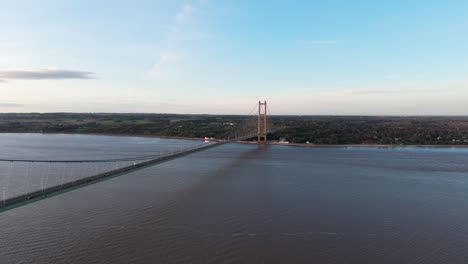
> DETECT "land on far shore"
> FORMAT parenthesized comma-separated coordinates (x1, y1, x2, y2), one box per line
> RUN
(1, 113, 468, 146)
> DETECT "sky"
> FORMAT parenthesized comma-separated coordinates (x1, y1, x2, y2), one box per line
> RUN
(1, 0, 468, 115)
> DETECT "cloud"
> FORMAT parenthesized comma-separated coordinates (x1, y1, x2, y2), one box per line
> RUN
(149, 51, 188, 78)
(148, 3, 202, 79)
(159, 51, 186, 64)
(176, 4, 195, 25)
(0, 69, 95, 80)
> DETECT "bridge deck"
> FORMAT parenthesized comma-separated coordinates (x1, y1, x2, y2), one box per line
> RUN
(0, 134, 258, 213)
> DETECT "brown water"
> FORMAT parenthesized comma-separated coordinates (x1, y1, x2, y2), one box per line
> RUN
(1, 134, 468, 263)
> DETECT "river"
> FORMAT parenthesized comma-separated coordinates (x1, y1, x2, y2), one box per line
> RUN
(1, 134, 468, 263)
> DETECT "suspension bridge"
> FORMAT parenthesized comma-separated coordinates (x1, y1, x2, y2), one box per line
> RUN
(0, 101, 274, 212)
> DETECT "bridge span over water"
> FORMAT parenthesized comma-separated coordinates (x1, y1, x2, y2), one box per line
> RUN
(0, 101, 273, 212)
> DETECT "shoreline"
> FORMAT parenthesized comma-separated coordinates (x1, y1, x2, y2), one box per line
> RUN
(238, 141, 468, 148)
(2, 132, 468, 148)
(0, 132, 207, 142)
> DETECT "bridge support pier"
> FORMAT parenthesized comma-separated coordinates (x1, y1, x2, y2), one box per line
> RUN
(258, 100, 267, 144)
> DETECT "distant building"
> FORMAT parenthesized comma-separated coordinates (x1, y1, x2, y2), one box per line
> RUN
(204, 137, 215, 143)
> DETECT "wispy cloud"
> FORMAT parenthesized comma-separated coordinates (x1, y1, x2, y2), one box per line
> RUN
(149, 51, 188, 78)
(176, 4, 195, 25)
(149, 3, 201, 79)
(0, 69, 95, 80)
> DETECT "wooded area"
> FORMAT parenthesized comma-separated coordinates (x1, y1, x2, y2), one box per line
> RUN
(1, 113, 468, 145)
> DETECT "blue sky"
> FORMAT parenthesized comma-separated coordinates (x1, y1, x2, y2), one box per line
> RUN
(1, 0, 468, 114)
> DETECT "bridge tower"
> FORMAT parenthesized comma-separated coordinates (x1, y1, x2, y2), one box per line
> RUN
(258, 100, 267, 143)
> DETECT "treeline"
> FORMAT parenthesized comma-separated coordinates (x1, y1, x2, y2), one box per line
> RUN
(268, 116, 468, 145)
(1, 113, 468, 145)
(0, 113, 242, 139)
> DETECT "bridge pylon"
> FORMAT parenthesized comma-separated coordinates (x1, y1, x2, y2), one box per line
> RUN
(258, 100, 267, 143)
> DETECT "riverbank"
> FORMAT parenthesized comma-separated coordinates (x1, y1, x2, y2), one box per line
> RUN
(0, 132, 208, 142)
(238, 141, 468, 148)
(3, 132, 468, 148)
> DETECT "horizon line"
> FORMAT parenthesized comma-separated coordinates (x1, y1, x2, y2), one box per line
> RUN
(2, 112, 468, 118)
